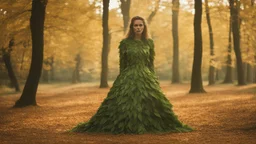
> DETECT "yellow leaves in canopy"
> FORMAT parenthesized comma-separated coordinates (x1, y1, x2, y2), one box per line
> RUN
(1, 0, 256, 81)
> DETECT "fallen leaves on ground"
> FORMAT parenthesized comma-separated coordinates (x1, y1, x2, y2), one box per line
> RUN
(0, 81, 256, 144)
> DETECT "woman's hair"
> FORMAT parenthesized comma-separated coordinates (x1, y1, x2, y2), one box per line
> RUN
(125, 16, 150, 40)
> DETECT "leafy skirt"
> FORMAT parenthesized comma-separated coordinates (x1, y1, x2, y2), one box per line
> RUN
(72, 67, 192, 134)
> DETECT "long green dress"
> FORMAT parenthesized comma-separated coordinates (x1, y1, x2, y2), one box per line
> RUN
(72, 38, 192, 134)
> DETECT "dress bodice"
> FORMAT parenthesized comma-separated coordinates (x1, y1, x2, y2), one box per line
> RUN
(119, 38, 155, 73)
(125, 39, 150, 67)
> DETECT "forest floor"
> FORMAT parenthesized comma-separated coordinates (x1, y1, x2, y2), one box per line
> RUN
(0, 81, 256, 144)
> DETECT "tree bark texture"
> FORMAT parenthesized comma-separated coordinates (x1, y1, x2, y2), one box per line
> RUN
(205, 0, 215, 85)
(223, 15, 233, 83)
(171, 0, 180, 83)
(246, 63, 253, 83)
(72, 54, 81, 83)
(252, 0, 256, 83)
(14, 0, 47, 107)
(100, 0, 109, 88)
(254, 58, 256, 83)
(49, 56, 54, 81)
(120, 0, 131, 34)
(230, 0, 246, 85)
(189, 0, 206, 93)
(215, 69, 219, 81)
(2, 40, 20, 92)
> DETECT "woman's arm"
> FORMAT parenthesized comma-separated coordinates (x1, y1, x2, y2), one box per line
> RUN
(119, 40, 127, 73)
(148, 39, 155, 73)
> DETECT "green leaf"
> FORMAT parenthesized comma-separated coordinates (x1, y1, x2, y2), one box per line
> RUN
(132, 110, 137, 118)
(128, 123, 133, 131)
(100, 118, 108, 125)
(138, 126, 145, 134)
(138, 114, 142, 122)
(137, 105, 142, 112)
(142, 91, 148, 97)
(154, 111, 161, 118)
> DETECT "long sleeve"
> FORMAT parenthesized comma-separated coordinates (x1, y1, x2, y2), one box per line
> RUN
(148, 39, 155, 73)
(119, 40, 127, 73)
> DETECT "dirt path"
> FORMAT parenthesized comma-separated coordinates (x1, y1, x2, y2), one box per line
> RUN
(0, 82, 256, 144)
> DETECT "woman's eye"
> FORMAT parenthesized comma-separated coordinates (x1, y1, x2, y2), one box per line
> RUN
(134, 24, 143, 27)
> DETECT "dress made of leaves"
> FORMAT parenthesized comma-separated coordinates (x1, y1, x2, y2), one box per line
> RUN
(72, 38, 192, 134)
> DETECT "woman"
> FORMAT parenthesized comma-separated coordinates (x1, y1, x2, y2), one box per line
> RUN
(72, 16, 192, 134)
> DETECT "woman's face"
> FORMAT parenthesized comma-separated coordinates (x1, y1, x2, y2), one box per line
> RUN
(133, 20, 144, 35)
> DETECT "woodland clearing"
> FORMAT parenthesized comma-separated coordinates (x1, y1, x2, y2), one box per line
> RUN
(0, 81, 256, 144)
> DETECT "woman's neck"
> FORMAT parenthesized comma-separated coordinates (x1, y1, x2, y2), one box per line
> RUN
(134, 34, 142, 40)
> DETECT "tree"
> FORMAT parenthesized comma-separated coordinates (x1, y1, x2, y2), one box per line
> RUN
(100, 0, 110, 88)
(1, 38, 20, 92)
(146, 0, 161, 40)
(72, 54, 81, 83)
(120, 0, 131, 34)
(49, 56, 54, 81)
(0, 1, 31, 85)
(246, 63, 253, 83)
(19, 40, 30, 78)
(42, 56, 54, 83)
(252, 0, 256, 83)
(147, 0, 161, 25)
(229, 0, 246, 85)
(171, 0, 180, 84)
(14, 0, 48, 107)
(223, 15, 233, 83)
(189, 0, 206, 93)
(241, 0, 255, 83)
(205, 0, 215, 85)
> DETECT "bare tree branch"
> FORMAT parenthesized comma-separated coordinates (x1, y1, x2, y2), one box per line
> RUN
(147, 0, 161, 25)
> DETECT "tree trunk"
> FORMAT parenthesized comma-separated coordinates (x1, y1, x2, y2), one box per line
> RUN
(20, 40, 29, 77)
(75, 55, 81, 82)
(230, 0, 246, 85)
(171, 0, 180, 84)
(254, 56, 256, 83)
(215, 69, 219, 81)
(42, 68, 49, 83)
(233, 61, 238, 80)
(189, 0, 206, 93)
(72, 70, 78, 83)
(120, 0, 131, 34)
(254, 67, 256, 83)
(2, 46, 20, 92)
(243, 62, 247, 81)
(246, 63, 253, 83)
(72, 54, 81, 83)
(252, 0, 256, 83)
(42, 58, 51, 83)
(208, 66, 215, 84)
(50, 56, 54, 81)
(205, 0, 215, 85)
(223, 15, 233, 83)
(20, 50, 25, 73)
(14, 0, 47, 107)
(100, 0, 109, 88)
